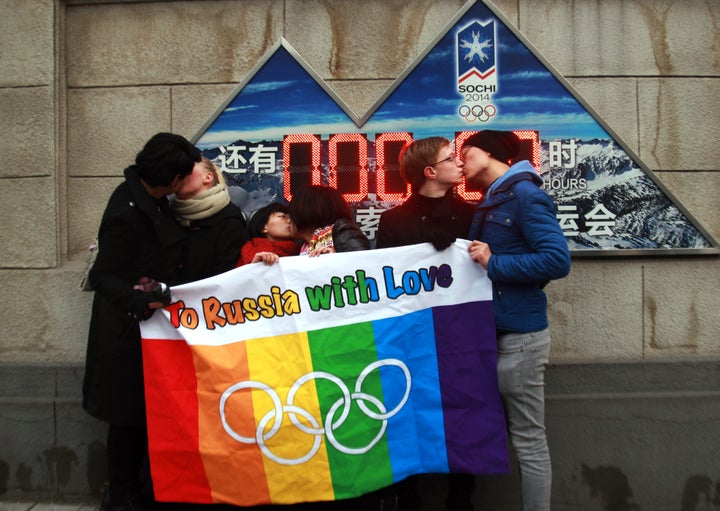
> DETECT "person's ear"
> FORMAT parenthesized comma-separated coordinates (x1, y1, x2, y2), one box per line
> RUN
(424, 165, 437, 181)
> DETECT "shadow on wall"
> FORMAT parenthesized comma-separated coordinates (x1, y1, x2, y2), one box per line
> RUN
(581, 464, 720, 511)
(43, 446, 79, 495)
(680, 475, 720, 511)
(0, 443, 107, 503)
(582, 464, 640, 511)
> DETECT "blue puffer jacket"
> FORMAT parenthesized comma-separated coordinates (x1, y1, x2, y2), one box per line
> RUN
(469, 160, 571, 332)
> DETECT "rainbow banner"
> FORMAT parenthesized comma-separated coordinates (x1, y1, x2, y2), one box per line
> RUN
(140, 240, 508, 506)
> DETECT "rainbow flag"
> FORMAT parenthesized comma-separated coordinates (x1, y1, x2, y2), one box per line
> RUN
(140, 241, 508, 506)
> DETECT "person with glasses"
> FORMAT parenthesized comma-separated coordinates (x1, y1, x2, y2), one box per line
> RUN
(376, 136, 475, 252)
(236, 202, 300, 266)
(376, 136, 477, 511)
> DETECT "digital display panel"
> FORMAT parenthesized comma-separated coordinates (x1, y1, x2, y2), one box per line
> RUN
(193, 1, 717, 254)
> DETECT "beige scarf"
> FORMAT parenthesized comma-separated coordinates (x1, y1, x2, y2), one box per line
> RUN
(171, 184, 231, 226)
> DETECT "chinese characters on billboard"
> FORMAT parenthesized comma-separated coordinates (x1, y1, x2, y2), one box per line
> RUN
(192, 0, 717, 255)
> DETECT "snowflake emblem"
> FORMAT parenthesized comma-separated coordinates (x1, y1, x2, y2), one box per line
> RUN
(460, 31, 493, 63)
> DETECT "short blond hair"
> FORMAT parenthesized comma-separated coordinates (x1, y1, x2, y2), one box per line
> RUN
(200, 157, 225, 186)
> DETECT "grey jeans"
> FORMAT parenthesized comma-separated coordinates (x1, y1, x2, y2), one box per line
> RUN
(497, 328, 552, 511)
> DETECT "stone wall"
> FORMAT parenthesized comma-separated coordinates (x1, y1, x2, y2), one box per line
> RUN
(1, 0, 718, 509)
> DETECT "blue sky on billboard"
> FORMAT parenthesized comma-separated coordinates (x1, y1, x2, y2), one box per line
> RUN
(196, 2, 606, 149)
(196, 49, 357, 148)
(192, 0, 718, 254)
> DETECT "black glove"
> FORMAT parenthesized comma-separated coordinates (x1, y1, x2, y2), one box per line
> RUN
(426, 229, 456, 251)
(128, 282, 171, 320)
(146, 282, 171, 306)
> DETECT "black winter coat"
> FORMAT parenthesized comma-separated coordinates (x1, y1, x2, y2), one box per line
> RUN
(82, 166, 187, 426)
(177, 202, 249, 284)
(332, 217, 370, 252)
(376, 191, 475, 249)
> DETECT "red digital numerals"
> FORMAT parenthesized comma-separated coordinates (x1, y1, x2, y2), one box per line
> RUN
(283, 130, 539, 202)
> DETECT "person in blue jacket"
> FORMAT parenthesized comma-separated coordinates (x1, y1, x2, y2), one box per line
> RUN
(461, 130, 571, 511)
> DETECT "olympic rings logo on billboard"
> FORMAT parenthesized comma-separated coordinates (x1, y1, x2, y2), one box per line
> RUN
(458, 104, 496, 122)
(219, 359, 411, 465)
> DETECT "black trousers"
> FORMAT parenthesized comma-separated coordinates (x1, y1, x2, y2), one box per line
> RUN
(107, 424, 152, 509)
(395, 473, 476, 511)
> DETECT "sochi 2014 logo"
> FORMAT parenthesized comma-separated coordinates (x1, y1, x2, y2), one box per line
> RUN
(456, 20, 497, 123)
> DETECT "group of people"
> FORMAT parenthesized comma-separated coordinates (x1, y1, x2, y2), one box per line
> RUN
(83, 129, 570, 511)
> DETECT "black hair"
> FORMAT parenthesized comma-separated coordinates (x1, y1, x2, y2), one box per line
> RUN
(289, 185, 352, 232)
(247, 202, 290, 238)
(462, 130, 520, 164)
(135, 132, 201, 187)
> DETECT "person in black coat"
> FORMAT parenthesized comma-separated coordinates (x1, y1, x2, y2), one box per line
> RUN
(170, 157, 249, 283)
(82, 132, 201, 511)
(376, 136, 475, 252)
(375, 136, 476, 511)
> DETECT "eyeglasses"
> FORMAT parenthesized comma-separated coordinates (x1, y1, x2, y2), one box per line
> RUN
(429, 155, 459, 167)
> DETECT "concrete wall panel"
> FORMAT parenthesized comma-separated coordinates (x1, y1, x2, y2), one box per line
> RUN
(0, 366, 106, 501)
(658, 171, 720, 242)
(67, 176, 123, 257)
(520, 0, 720, 77)
(643, 260, 720, 357)
(65, 0, 284, 87)
(55, 400, 107, 500)
(547, 261, 643, 362)
(0, 87, 55, 178)
(326, 79, 396, 119)
(0, 178, 57, 268)
(0, 0, 54, 87)
(0, 267, 93, 363)
(67, 87, 171, 178)
(284, 0, 468, 79)
(565, 77, 639, 155)
(171, 83, 239, 141)
(638, 78, 720, 171)
(548, 392, 720, 511)
(0, 401, 56, 499)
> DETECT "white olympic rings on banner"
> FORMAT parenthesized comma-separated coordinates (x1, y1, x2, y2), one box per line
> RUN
(219, 358, 412, 465)
(458, 104, 496, 122)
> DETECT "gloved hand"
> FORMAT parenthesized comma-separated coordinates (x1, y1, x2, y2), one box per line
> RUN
(425, 227, 456, 251)
(128, 280, 171, 320)
(146, 282, 171, 306)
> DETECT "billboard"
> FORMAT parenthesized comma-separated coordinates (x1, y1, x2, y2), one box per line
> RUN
(192, 0, 718, 255)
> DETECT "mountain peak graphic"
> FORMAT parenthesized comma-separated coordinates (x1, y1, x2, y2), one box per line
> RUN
(191, 0, 718, 255)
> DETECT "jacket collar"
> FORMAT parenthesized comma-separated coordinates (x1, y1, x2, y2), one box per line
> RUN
(479, 161, 542, 207)
(406, 190, 456, 216)
(124, 166, 186, 247)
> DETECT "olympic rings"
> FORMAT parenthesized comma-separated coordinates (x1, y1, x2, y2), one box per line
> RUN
(219, 358, 412, 465)
(220, 381, 282, 443)
(458, 103, 496, 123)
